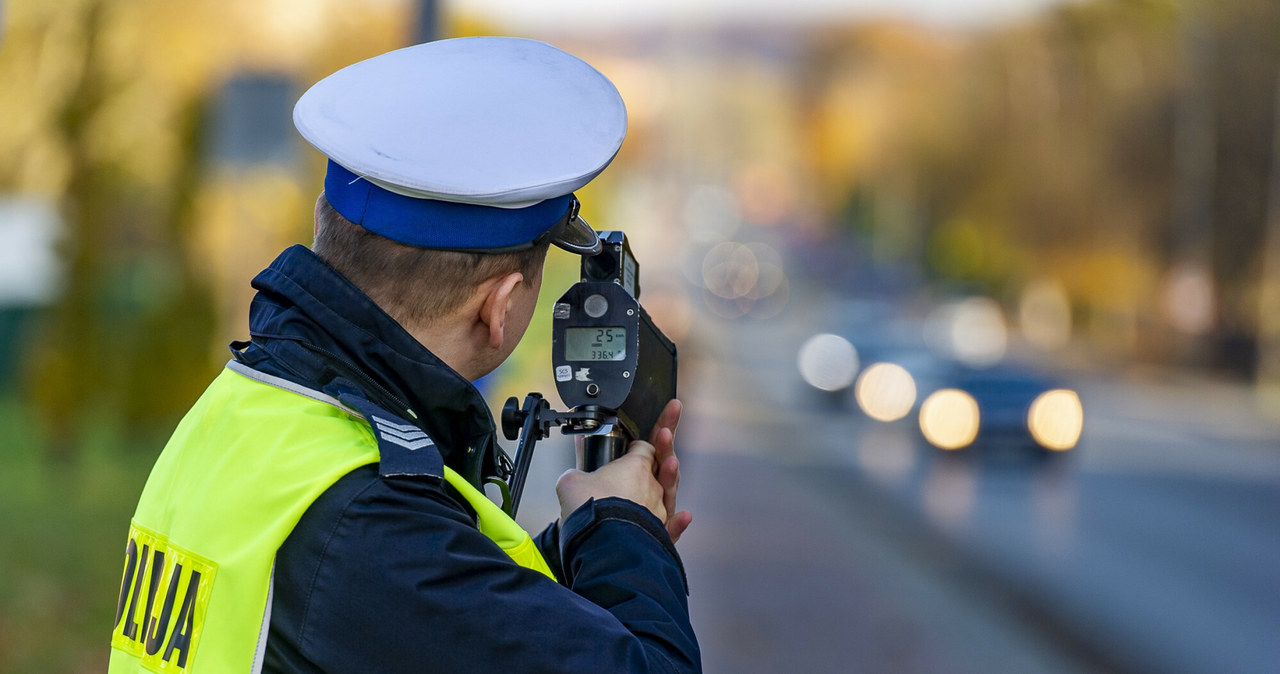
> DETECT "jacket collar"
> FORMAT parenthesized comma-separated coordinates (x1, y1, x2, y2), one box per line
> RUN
(242, 245, 500, 481)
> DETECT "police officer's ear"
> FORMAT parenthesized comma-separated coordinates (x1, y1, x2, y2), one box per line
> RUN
(478, 272, 525, 349)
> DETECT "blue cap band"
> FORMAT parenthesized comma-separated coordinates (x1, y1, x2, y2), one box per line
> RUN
(324, 160, 574, 250)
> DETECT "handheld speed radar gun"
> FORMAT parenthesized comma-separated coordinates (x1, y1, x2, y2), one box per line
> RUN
(499, 231, 678, 517)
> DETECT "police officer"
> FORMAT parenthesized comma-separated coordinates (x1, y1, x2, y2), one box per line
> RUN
(109, 37, 698, 673)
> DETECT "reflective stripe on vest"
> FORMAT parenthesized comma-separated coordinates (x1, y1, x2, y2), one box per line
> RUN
(110, 363, 552, 673)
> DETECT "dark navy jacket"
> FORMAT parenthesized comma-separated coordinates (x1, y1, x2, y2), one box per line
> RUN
(234, 246, 699, 673)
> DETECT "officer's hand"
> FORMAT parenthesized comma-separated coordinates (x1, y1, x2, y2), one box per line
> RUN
(556, 399, 692, 543)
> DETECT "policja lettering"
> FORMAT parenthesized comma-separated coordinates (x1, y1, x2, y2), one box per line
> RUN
(112, 524, 217, 671)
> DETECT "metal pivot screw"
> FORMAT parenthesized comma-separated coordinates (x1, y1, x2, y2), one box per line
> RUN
(623, 371, 631, 378)
(586, 383, 600, 396)
(627, 309, 635, 316)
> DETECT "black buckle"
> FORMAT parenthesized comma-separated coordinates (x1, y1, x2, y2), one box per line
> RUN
(529, 195, 580, 248)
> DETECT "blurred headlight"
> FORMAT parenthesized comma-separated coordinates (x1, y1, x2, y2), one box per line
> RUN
(797, 333, 859, 391)
(855, 363, 917, 422)
(919, 389, 980, 450)
(925, 297, 1008, 367)
(1027, 389, 1083, 450)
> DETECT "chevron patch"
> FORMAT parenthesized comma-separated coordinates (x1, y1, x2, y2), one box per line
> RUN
(371, 415, 435, 451)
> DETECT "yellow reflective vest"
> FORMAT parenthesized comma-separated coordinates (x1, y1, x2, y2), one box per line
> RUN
(109, 362, 552, 673)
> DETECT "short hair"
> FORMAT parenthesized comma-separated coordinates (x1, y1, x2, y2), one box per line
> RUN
(312, 194, 549, 326)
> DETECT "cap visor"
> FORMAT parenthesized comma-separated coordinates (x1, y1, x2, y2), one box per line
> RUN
(553, 214, 602, 255)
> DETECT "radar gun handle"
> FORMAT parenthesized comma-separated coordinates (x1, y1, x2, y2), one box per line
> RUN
(581, 428, 628, 472)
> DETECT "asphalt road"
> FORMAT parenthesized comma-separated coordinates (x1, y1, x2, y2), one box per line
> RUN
(663, 287, 1280, 674)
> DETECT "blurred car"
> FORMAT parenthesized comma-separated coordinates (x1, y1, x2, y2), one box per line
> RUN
(917, 364, 1084, 456)
(797, 295, 1084, 458)
(798, 297, 953, 412)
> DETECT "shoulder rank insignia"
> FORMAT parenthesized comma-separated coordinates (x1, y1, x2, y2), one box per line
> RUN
(341, 395, 444, 480)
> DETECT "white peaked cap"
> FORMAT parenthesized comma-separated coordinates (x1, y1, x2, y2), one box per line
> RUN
(294, 36, 628, 209)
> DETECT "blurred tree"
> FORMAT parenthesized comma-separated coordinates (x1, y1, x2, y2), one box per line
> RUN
(802, 0, 1280, 377)
(1201, 0, 1280, 376)
(0, 0, 417, 460)
(3, 0, 217, 460)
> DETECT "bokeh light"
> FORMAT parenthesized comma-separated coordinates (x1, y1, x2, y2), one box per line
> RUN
(926, 297, 1008, 367)
(797, 333, 859, 391)
(746, 243, 786, 299)
(746, 273, 790, 319)
(1019, 278, 1072, 351)
(702, 241, 759, 299)
(699, 240, 790, 319)
(1027, 388, 1083, 451)
(919, 388, 981, 450)
(854, 362, 917, 422)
